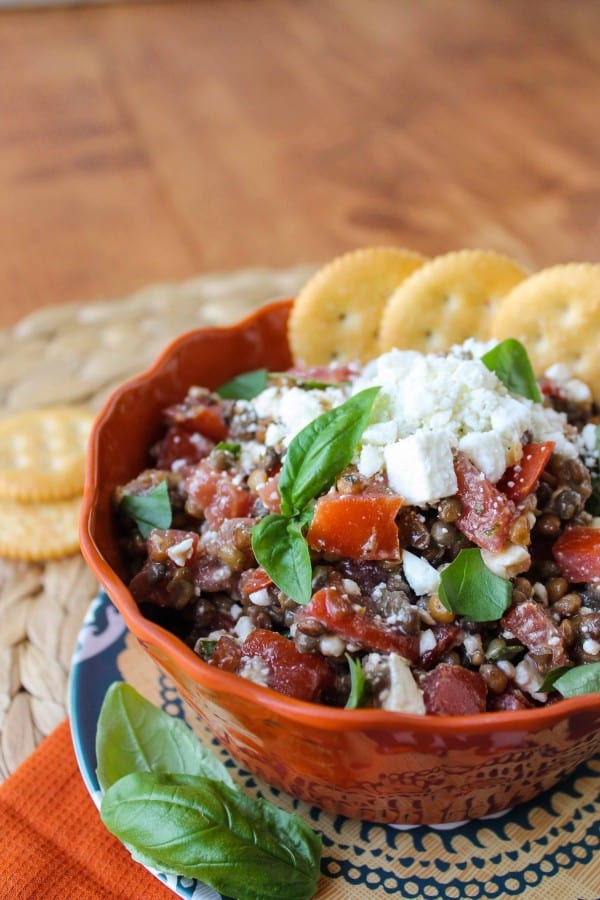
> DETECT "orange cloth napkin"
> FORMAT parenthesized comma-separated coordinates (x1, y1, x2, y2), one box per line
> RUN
(0, 719, 173, 899)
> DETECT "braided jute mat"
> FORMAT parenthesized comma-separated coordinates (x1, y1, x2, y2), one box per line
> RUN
(0, 264, 316, 782)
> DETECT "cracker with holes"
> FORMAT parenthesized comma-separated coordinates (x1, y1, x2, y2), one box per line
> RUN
(491, 263, 600, 398)
(288, 247, 426, 365)
(0, 495, 81, 560)
(0, 406, 93, 502)
(379, 249, 527, 354)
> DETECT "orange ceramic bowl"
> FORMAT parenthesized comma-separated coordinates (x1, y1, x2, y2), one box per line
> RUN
(80, 298, 600, 825)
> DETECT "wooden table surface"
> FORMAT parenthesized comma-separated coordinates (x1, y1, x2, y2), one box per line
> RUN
(0, 0, 598, 329)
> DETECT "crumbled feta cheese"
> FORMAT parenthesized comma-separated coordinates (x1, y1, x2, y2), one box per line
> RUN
(233, 616, 255, 641)
(583, 638, 600, 656)
(351, 346, 578, 490)
(239, 657, 270, 687)
(253, 384, 347, 448)
(402, 549, 441, 596)
(419, 629, 437, 655)
(249, 588, 271, 607)
(166, 537, 195, 567)
(380, 653, 426, 715)
(319, 635, 346, 657)
(481, 544, 531, 580)
(514, 654, 544, 697)
(384, 432, 457, 504)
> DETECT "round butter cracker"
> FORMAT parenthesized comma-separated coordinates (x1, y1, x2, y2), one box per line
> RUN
(379, 249, 528, 353)
(0, 405, 93, 502)
(491, 263, 600, 398)
(289, 246, 426, 365)
(0, 495, 81, 560)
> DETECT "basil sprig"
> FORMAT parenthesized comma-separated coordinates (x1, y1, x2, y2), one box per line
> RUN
(252, 387, 380, 604)
(217, 368, 268, 400)
(120, 480, 172, 539)
(481, 338, 542, 403)
(439, 548, 512, 622)
(96, 682, 234, 791)
(278, 386, 380, 517)
(251, 514, 314, 606)
(540, 662, 600, 697)
(345, 654, 367, 709)
(97, 684, 322, 900)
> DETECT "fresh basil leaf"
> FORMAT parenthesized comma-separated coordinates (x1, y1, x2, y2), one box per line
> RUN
(538, 666, 570, 694)
(120, 479, 172, 539)
(278, 386, 380, 516)
(272, 373, 350, 390)
(439, 548, 512, 622)
(252, 514, 313, 605)
(101, 772, 321, 900)
(553, 662, 600, 697)
(217, 368, 268, 400)
(214, 441, 241, 454)
(345, 654, 366, 709)
(96, 683, 234, 792)
(481, 339, 542, 403)
(485, 641, 525, 662)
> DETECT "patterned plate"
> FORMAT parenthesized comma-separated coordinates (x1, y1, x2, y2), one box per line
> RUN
(69, 592, 600, 899)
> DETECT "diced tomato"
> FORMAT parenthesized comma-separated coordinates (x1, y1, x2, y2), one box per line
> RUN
(419, 624, 462, 670)
(552, 526, 600, 584)
(454, 452, 516, 552)
(256, 474, 281, 513)
(488, 688, 535, 712)
(155, 426, 214, 469)
(298, 585, 419, 661)
(501, 601, 569, 667)
(497, 441, 555, 503)
(165, 392, 228, 441)
(306, 493, 403, 560)
(239, 567, 273, 596)
(422, 664, 487, 716)
(241, 629, 334, 702)
(211, 635, 242, 672)
(183, 461, 254, 527)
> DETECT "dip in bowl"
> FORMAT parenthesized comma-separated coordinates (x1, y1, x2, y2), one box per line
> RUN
(80, 298, 600, 825)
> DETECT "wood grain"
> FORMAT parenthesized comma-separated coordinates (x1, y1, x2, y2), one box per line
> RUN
(0, 0, 598, 327)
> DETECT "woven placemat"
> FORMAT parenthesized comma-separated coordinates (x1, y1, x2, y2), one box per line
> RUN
(0, 263, 316, 782)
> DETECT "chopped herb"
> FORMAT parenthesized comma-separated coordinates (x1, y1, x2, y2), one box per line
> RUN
(550, 662, 600, 698)
(214, 442, 241, 454)
(120, 480, 172, 539)
(96, 684, 322, 900)
(439, 548, 512, 622)
(217, 368, 268, 400)
(252, 388, 379, 605)
(345, 654, 367, 709)
(481, 338, 542, 403)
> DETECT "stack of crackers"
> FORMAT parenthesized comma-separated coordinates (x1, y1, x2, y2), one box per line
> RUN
(0, 407, 93, 561)
(289, 247, 600, 399)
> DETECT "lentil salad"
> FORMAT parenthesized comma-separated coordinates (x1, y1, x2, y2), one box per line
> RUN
(115, 340, 600, 716)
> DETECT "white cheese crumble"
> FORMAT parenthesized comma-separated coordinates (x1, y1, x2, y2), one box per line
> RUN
(350, 346, 577, 503)
(166, 537, 195, 567)
(252, 384, 347, 448)
(381, 653, 426, 715)
(239, 657, 270, 687)
(481, 544, 531, 580)
(402, 549, 441, 596)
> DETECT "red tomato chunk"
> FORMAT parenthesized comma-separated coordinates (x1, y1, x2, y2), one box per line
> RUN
(299, 586, 419, 662)
(454, 452, 516, 552)
(552, 526, 600, 584)
(240, 629, 334, 702)
(497, 441, 555, 503)
(306, 493, 403, 560)
(422, 665, 487, 716)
